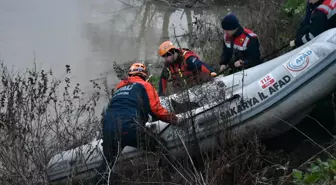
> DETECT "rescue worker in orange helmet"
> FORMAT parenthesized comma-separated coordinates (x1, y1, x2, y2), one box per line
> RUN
(290, 0, 336, 48)
(101, 62, 183, 179)
(157, 41, 217, 96)
(219, 14, 261, 74)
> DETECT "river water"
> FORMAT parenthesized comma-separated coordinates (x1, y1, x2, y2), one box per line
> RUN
(0, 0, 248, 105)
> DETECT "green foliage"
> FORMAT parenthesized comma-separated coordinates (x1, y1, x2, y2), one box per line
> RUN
(148, 74, 160, 90)
(292, 158, 336, 185)
(282, 0, 306, 15)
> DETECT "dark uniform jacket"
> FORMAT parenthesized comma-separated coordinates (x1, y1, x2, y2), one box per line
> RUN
(295, 0, 336, 47)
(220, 26, 261, 71)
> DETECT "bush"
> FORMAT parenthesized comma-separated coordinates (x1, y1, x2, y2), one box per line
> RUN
(292, 158, 336, 185)
(0, 62, 104, 184)
(283, 0, 307, 16)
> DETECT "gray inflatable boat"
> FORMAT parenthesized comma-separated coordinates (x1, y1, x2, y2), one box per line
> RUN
(46, 28, 336, 184)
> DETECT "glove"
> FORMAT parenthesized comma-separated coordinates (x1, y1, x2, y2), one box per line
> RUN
(175, 114, 191, 130)
(219, 65, 228, 72)
(176, 115, 185, 125)
(234, 60, 244, 68)
(210, 72, 217, 77)
(169, 114, 178, 124)
(148, 115, 153, 122)
(169, 114, 187, 127)
(290, 40, 295, 47)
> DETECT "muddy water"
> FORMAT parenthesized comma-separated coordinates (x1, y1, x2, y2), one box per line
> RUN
(0, 0, 248, 106)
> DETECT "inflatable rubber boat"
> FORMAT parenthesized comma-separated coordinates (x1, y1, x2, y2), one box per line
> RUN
(46, 28, 336, 184)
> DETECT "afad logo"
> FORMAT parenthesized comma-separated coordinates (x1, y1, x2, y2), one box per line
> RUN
(286, 50, 312, 72)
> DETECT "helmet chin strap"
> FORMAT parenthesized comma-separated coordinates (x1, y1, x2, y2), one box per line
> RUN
(129, 74, 146, 80)
(146, 74, 153, 82)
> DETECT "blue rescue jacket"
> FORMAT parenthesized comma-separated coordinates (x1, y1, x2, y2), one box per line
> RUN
(103, 76, 174, 131)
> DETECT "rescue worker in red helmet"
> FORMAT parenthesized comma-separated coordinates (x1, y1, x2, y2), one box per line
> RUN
(158, 41, 217, 96)
(101, 62, 182, 179)
(290, 0, 336, 48)
(219, 13, 261, 74)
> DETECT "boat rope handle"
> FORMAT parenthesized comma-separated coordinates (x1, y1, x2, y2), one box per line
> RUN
(158, 94, 241, 136)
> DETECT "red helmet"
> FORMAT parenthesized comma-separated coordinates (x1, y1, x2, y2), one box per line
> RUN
(128, 62, 148, 78)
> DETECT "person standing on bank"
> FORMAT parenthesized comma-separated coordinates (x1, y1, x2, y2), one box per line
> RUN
(100, 62, 183, 183)
(288, 0, 336, 142)
(289, 0, 336, 48)
(219, 13, 262, 74)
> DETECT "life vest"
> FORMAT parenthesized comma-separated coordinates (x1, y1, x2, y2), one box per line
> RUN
(223, 28, 258, 52)
(166, 48, 200, 84)
(315, 0, 336, 20)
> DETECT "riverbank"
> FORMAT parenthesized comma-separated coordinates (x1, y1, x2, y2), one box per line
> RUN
(108, 0, 336, 184)
(1, 0, 336, 184)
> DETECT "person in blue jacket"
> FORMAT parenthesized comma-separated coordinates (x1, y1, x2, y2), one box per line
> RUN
(271, 0, 336, 153)
(101, 62, 182, 180)
(291, 0, 336, 130)
(290, 0, 336, 48)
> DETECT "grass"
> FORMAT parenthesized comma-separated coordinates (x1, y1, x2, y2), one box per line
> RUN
(148, 74, 161, 90)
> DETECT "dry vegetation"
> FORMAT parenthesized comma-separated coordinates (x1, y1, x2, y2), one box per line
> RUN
(0, 63, 104, 184)
(183, 0, 299, 71)
(0, 0, 335, 185)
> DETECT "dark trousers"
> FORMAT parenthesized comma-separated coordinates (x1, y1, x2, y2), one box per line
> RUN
(294, 24, 311, 49)
(98, 119, 165, 184)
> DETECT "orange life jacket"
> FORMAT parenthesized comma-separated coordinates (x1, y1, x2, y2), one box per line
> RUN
(166, 48, 200, 84)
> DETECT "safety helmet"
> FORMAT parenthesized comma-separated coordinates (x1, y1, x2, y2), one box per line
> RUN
(158, 41, 176, 56)
(128, 62, 148, 78)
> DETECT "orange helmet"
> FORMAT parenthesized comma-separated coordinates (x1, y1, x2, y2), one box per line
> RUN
(158, 41, 176, 56)
(128, 62, 148, 78)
